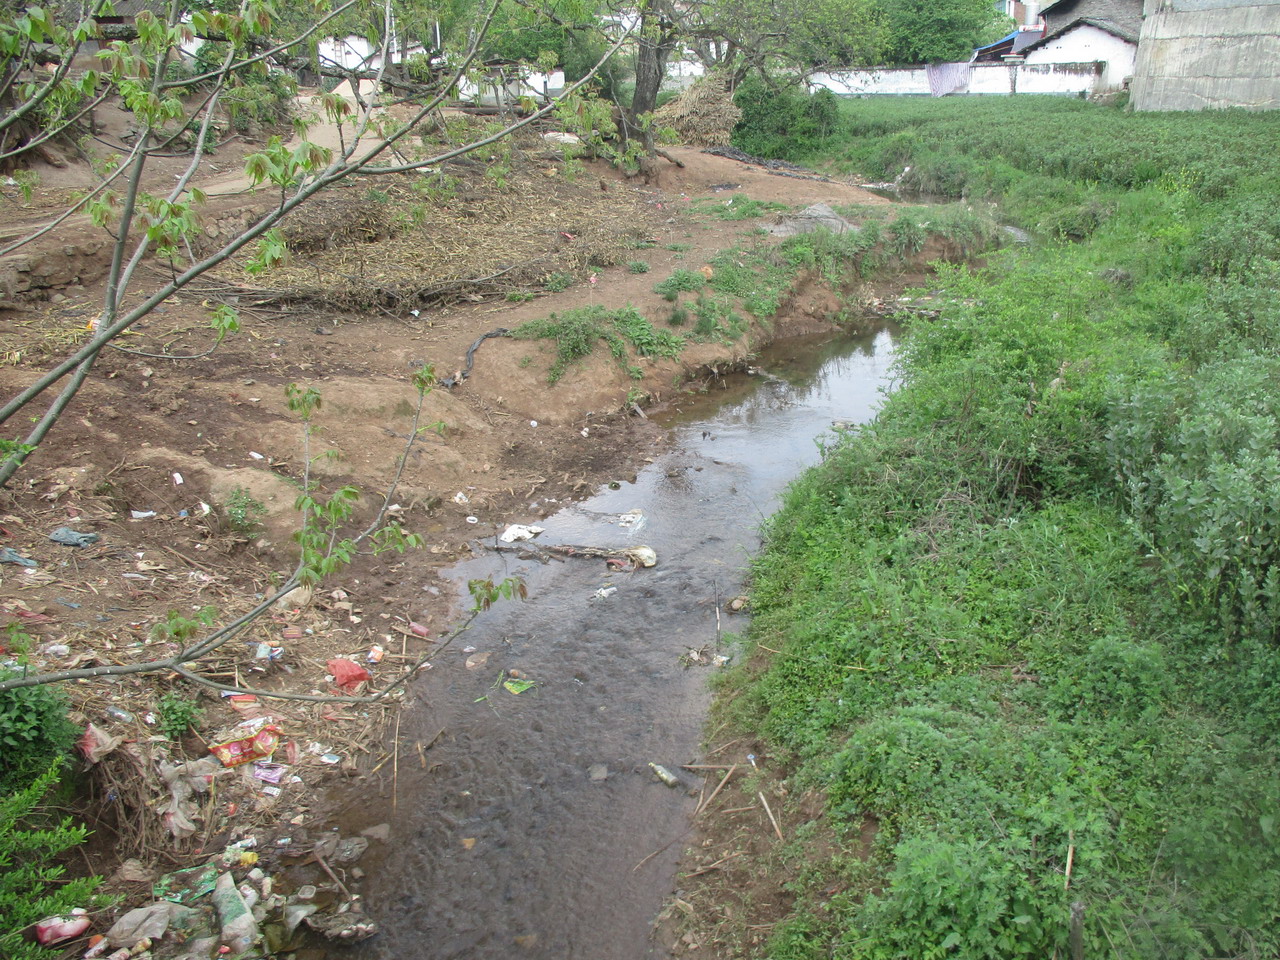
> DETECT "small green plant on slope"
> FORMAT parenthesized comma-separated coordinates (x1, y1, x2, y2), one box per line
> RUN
(653, 269, 706, 301)
(544, 271, 574, 293)
(156, 692, 205, 740)
(224, 487, 266, 533)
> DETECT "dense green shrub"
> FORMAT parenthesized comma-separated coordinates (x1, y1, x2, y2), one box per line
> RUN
(0, 765, 102, 960)
(732, 79, 841, 160)
(0, 662, 77, 792)
(715, 97, 1280, 960)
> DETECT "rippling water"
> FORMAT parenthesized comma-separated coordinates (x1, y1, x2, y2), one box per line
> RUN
(329, 326, 897, 960)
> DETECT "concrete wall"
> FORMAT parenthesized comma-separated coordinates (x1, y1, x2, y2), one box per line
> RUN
(1131, 0, 1280, 110)
(811, 61, 1104, 97)
(1024, 23, 1137, 87)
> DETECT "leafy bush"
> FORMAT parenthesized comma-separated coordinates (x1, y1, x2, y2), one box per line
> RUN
(156, 692, 205, 740)
(0, 765, 103, 960)
(1110, 353, 1280, 642)
(0, 660, 77, 792)
(224, 486, 266, 533)
(732, 79, 841, 160)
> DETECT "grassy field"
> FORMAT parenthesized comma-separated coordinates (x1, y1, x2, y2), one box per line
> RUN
(724, 95, 1280, 958)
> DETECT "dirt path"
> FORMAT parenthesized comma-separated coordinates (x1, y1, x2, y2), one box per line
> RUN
(0, 132, 891, 949)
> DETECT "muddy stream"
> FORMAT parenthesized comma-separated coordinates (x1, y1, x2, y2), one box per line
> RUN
(326, 324, 897, 959)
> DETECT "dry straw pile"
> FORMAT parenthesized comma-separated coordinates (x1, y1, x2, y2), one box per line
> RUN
(653, 75, 741, 148)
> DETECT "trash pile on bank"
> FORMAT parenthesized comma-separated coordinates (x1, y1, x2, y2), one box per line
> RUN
(35, 823, 388, 958)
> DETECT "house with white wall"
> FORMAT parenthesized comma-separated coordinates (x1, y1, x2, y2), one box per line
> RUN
(1020, 17, 1138, 89)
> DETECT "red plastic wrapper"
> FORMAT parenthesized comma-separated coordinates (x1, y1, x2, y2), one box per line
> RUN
(209, 724, 282, 767)
(327, 658, 371, 693)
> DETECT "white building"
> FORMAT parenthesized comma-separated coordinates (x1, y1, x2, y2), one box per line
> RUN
(1021, 17, 1138, 89)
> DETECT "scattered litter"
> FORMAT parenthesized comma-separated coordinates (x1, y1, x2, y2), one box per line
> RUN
(465, 515, 478, 524)
(212, 871, 259, 955)
(503, 677, 536, 695)
(253, 641, 284, 661)
(452, 491, 469, 505)
(542, 131, 583, 146)
(284, 903, 318, 937)
(465, 650, 492, 670)
(366, 644, 385, 663)
(326, 658, 370, 693)
(111, 859, 154, 884)
(159, 756, 226, 838)
(248, 451, 265, 460)
(104, 706, 135, 723)
(319, 753, 342, 764)
(251, 761, 288, 784)
(305, 912, 378, 941)
(35, 909, 90, 946)
(499, 523, 544, 543)
(79, 724, 122, 763)
(509, 543, 658, 569)
(129, 510, 156, 520)
(409, 621, 431, 637)
(209, 724, 283, 768)
(313, 833, 369, 864)
(649, 762, 681, 788)
(107, 899, 198, 947)
(618, 509, 646, 533)
(172, 472, 183, 485)
(153, 863, 218, 904)
(48, 526, 100, 547)
(588, 763, 609, 782)
(0, 546, 36, 566)
(594, 586, 617, 600)
(43, 641, 71, 654)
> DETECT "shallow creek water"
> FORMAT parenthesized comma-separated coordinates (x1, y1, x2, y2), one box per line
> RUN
(331, 326, 896, 960)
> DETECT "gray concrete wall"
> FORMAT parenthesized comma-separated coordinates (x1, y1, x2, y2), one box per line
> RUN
(1131, 0, 1280, 110)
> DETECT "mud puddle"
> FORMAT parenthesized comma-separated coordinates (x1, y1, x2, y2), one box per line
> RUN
(325, 325, 897, 960)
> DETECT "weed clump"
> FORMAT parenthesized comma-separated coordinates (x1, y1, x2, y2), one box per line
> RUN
(513, 305, 683, 383)
(653, 269, 706, 301)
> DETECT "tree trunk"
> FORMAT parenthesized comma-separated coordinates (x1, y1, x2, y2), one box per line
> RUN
(628, 0, 678, 148)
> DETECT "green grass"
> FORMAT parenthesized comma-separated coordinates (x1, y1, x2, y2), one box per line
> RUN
(715, 94, 1280, 960)
(691, 194, 790, 221)
(653, 268, 706, 301)
(511, 305, 683, 383)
